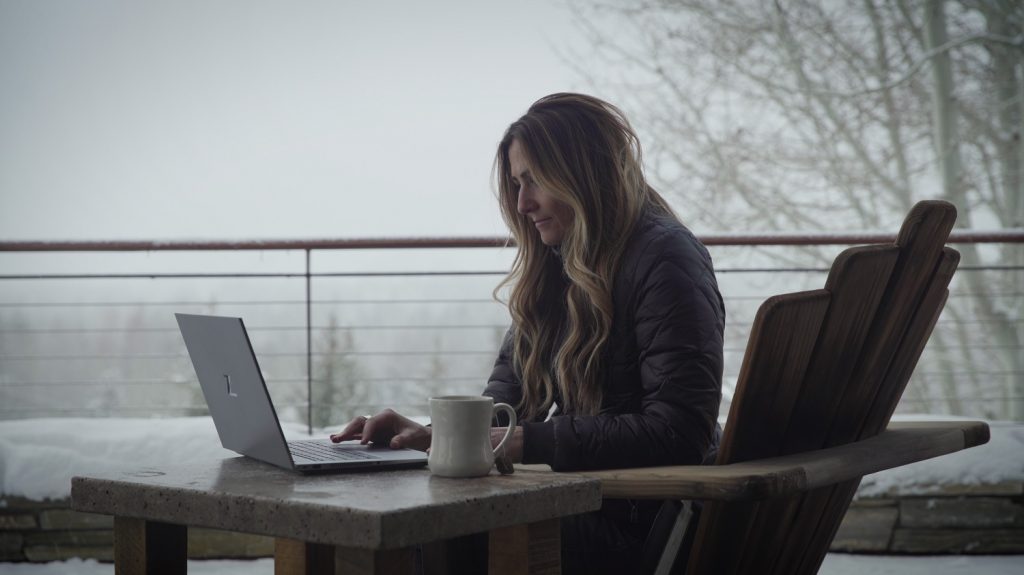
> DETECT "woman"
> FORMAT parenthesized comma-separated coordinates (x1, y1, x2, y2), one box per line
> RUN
(333, 93, 724, 573)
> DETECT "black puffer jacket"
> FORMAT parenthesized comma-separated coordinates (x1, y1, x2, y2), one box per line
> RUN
(484, 210, 725, 472)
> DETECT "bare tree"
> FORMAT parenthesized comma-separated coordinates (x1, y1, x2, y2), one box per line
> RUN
(569, 0, 1022, 419)
(313, 313, 365, 428)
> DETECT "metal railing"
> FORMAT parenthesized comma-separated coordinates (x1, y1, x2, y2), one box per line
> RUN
(1, 230, 1021, 431)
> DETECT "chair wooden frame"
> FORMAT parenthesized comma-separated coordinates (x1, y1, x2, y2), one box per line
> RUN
(570, 200, 990, 574)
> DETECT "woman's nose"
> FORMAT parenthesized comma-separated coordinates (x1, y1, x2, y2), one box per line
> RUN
(517, 188, 536, 214)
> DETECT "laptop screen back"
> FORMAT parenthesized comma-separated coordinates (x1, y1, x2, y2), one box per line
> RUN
(175, 313, 293, 469)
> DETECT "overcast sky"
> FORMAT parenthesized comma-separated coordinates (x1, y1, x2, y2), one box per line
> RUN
(0, 0, 598, 241)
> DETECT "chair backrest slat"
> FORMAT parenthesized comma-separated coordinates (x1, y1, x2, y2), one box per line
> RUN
(824, 203, 957, 448)
(861, 248, 958, 438)
(777, 245, 900, 456)
(687, 292, 831, 572)
(718, 290, 831, 464)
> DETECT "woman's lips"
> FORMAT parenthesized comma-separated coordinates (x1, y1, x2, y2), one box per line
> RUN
(533, 217, 552, 227)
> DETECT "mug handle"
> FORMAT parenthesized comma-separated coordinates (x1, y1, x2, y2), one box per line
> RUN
(491, 403, 517, 456)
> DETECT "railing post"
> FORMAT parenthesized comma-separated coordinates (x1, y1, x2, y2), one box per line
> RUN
(306, 248, 313, 436)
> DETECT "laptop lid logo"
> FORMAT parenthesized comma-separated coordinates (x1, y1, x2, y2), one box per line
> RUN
(224, 374, 238, 398)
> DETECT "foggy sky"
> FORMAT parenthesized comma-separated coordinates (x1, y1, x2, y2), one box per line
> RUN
(0, 0, 594, 241)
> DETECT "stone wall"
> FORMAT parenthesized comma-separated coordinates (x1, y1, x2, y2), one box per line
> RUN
(0, 496, 272, 563)
(3, 483, 1023, 563)
(833, 481, 1024, 554)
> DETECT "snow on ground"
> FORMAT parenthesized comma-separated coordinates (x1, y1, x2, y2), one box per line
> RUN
(858, 415, 1024, 498)
(1, 415, 1021, 501)
(0, 415, 1021, 572)
(1, 555, 1022, 575)
(819, 554, 1024, 574)
(0, 417, 312, 501)
(0, 558, 273, 574)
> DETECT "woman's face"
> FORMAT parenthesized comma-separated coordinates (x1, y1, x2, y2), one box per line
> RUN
(508, 139, 573, 246)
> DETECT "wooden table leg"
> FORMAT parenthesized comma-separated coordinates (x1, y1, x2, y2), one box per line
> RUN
(113, 517, 186, 575)
(421, 533, 488, 574)
(276, 538, 335, 575)
(335, 546, 415, 575)
(276, 538, 415, 575)
(489, 519, 561, 575)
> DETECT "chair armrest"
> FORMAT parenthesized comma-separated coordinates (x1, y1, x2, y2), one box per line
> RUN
(553, 420, 989, 501)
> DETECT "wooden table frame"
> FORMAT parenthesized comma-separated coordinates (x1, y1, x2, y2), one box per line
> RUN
(108, 518, 564, 575)
(72, 422, 986, 575)
(71, 462, 601, 575)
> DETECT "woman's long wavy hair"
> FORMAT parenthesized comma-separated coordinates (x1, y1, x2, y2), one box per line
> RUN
(494, 93, 677, 421)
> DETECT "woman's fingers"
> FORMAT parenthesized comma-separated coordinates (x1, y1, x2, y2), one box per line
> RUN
(330, 414, 371, 443)
(360, 413, 382, 445)
(390, 427, 417, 449)
(390, 424, 431, 451)
(331, 410, 429, 451)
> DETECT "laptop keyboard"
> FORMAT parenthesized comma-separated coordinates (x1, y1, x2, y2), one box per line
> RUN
(288, 441, 379, 462)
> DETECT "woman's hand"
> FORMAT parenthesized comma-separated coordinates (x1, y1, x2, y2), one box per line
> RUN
(330, 409, 432, 451)
(491, 426, 524, 463)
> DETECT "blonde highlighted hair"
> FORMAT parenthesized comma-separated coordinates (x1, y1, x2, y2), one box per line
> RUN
(494, 93, 677, 421)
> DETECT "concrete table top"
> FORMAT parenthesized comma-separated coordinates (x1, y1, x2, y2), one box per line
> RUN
(71, 457, 602, 550)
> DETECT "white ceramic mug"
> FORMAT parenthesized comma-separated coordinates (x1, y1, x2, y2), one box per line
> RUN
(428, 395, 517, 478)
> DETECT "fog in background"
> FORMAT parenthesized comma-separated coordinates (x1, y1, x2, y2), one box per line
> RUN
(1, 1, 1017, 425)
(1, 0, 597, 242)
(0, 0, 614, 425)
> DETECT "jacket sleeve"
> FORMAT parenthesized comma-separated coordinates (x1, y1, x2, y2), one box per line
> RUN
(482, 328, 524, 426)
(521, 241, 724, 471)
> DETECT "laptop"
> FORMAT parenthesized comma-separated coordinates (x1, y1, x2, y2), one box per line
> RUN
(175, 313, 428, 472)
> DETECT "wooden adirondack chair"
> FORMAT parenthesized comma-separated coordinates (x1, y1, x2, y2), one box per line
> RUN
(576, 200, 991, 574)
